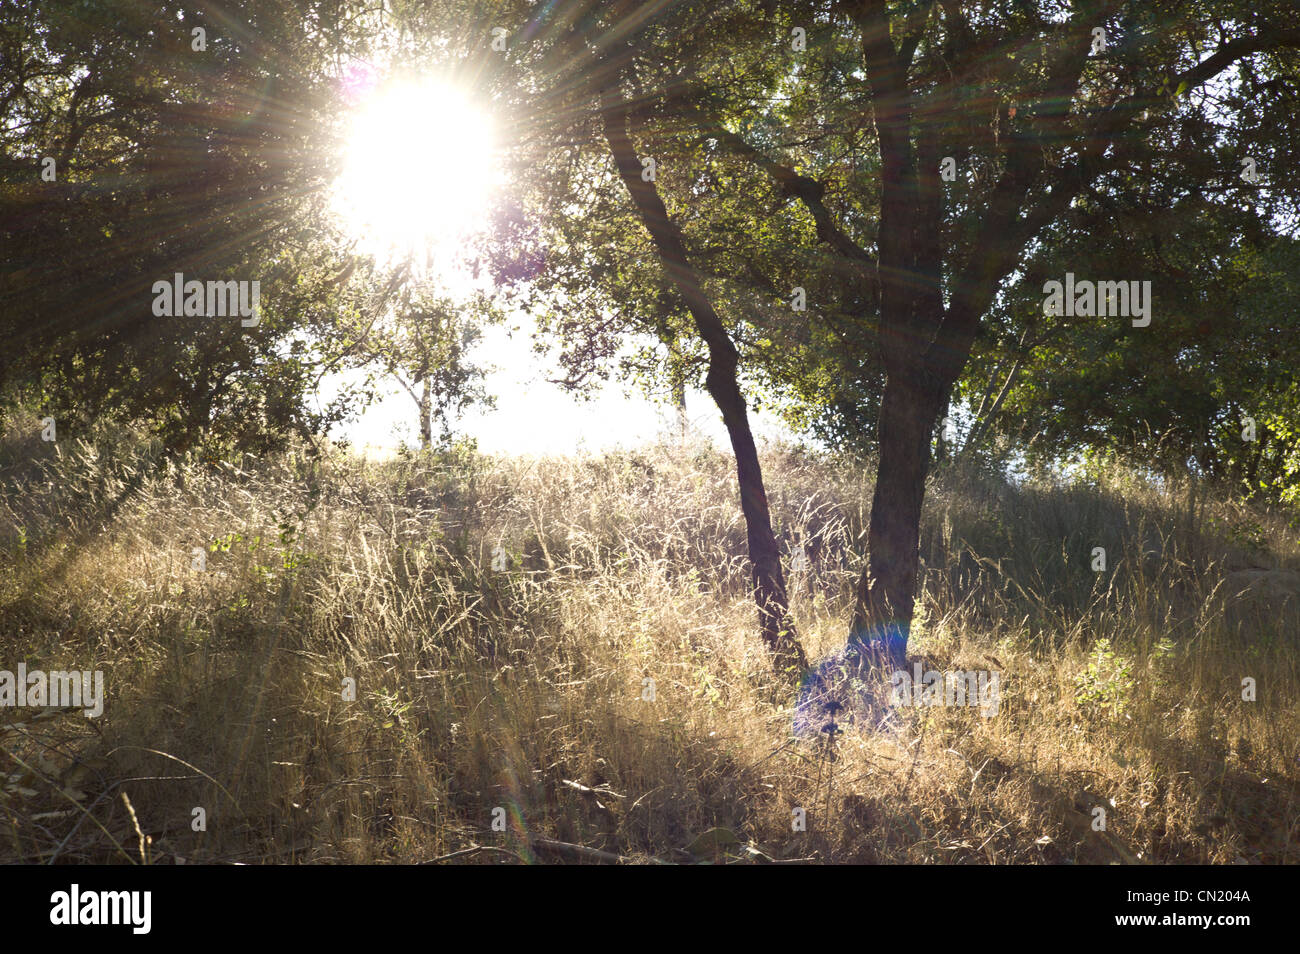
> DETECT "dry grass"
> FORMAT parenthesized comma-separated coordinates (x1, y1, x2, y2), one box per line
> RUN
(1, 411, 1297, 864)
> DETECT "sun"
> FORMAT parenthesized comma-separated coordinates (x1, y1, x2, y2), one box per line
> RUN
(333, 78, 498, 275)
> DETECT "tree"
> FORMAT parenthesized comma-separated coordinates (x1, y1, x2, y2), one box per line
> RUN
(984, 230, 1300, 506)
(353, 281, 493, 450)
(467, 1, 818, 672)
(0, 0, 381, 456)
(10, 0, 1299, 678)
(487, 0, 1300, 671)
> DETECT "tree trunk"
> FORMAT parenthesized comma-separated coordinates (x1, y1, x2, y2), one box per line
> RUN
(706, 353, 804, 674)
(670, 356, 687, 447)
(850, 368, 947, 669)
(418, 376, 432, 450)
(599, 81, 805, 673)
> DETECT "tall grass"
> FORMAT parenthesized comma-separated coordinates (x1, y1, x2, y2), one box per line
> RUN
(1, 410, 1297, 864)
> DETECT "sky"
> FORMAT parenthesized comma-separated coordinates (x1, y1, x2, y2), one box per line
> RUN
(324, 75, 799, 456)
(324, 316, 798, 455)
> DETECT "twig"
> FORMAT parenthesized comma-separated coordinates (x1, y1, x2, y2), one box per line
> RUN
(419, 844, 523, 864)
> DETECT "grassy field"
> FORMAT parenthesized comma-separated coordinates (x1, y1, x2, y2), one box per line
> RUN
(2, 412, 1298, 864)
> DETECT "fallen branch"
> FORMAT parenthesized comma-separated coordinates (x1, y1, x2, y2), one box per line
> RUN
(420, 844, 525, 864)
(529, 837, 646, 864)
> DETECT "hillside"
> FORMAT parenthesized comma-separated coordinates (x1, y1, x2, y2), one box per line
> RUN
(2, 417, 1297, 864)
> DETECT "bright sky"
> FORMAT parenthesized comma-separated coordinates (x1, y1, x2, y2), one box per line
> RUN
(324, 315, 796, 455)
(325, 72, 797, 455)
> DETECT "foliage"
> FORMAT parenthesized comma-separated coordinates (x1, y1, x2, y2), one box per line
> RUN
(0, 0, 382, 454)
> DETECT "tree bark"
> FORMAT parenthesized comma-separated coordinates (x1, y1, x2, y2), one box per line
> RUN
(669, 351, 687, 447)
(418, 375, 432, 450)
(844, 0, 946, 670)
(598, 81, 805, 673)
(850, 366, 947, 669)
(706, 350, 804, 673)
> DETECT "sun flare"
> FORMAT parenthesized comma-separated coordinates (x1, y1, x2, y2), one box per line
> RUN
(333, 78, 498, 273)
